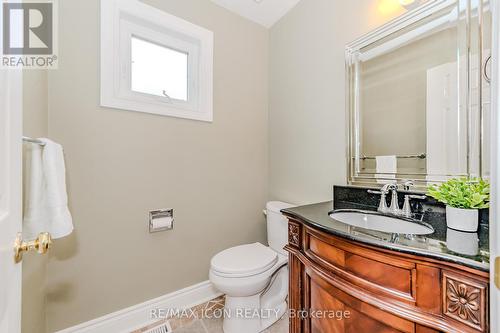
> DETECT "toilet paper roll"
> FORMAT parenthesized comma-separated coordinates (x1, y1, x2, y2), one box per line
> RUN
(150, 216, 174, 231)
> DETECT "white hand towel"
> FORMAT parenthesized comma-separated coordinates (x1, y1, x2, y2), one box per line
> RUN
(375, 155, 397, 182)
(23, 138, 73, 239)
(23, 143, 46, 240)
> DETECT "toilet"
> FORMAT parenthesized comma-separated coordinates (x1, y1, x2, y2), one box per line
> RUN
(209, 201, 294, 333)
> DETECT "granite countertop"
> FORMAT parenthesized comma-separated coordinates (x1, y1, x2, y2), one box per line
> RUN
(282, 201, 490, 272)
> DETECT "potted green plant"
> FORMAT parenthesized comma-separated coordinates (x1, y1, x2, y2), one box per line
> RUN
(427, 177, 489, 232)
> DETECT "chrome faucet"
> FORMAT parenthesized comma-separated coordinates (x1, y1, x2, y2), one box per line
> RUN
(388, 184, 401, 215)
(368, 183, 401, 215)
(381, 183, 397, 193)
(368, 182, 427, 218)
(368, 183, 394, 214)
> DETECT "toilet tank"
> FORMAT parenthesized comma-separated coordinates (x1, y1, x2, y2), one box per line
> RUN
(266, 201, 294, 255)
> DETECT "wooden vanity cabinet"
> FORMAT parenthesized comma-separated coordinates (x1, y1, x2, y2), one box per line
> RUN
(285, 219, 490, 333)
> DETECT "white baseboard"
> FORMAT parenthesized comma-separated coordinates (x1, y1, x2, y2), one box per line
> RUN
(55, 280, 223, 333)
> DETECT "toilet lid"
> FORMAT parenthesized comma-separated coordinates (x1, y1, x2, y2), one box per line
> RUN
(211, 243, 278, 276)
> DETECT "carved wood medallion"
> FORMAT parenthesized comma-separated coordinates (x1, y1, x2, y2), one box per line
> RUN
(288, 222, 300, 247)
(443, 271, 486, 331)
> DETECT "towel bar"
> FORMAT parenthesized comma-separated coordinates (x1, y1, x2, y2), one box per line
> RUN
(354, 153, 427, 160)
(22, 136, 46, 146)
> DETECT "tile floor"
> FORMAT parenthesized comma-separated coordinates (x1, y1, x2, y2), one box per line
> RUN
(132, 296, 288, 333)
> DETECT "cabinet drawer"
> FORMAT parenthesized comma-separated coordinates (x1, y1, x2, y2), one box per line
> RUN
(307, 269, 416, 333)
(344, 252, 412, 294)
(305, 228, 416, 303)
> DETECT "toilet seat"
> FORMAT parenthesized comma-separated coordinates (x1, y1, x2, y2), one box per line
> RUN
(210, 243, 278, 277)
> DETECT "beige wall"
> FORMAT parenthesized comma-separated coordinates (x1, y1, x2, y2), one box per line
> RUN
(268, 0, 405, 204)
(42, 0, 269, 330)
(22, 70, 48, 333)
(23, 71, 48, 138)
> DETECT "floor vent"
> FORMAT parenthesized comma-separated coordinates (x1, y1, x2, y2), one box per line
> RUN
(143, 322, 172, 333)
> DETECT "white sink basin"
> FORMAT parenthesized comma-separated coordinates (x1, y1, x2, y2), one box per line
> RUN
(329, 211, 434, 235)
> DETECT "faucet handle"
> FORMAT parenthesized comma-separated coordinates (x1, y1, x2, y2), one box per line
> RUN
(403, 181, 414, 191)
(388, 184, 398, 191)
(402, 194, 427, 218)
(367, 189, 382, 195)
(380, 183, 397, 194)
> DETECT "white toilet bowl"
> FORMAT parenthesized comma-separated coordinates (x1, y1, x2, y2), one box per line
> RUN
(208, 201, 294, 333)
(209, 242, 289, 333)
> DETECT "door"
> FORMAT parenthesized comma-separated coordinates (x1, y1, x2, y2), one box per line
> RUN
(491, 0, 500, 331)
(0, 68, 23, 332)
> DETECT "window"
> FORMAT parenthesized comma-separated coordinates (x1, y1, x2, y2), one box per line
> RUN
(101, 0, 213, 122)
(131, 36, 188, 101)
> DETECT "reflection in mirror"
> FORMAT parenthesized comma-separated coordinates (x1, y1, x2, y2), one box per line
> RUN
(346, 0, 491, 188)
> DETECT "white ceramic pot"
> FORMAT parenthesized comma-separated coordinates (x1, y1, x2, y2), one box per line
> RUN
(445, 206, 479, 232)
(446, 228, 479, 256)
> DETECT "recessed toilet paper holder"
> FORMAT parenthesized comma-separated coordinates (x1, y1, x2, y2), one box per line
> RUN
(149, 209, 174, 233)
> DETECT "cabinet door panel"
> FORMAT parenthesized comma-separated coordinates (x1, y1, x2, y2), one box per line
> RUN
(345, 308, 406, 333)
(310, 285, 345, 333)
(307, 271, 415, 333)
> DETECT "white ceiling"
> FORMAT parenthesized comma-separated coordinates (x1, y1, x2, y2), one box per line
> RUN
(210, 0, 301, 28)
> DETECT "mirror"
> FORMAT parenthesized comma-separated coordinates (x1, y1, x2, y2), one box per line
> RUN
(346, 0, 491, 189)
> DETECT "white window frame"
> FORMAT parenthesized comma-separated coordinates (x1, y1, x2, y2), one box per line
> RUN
(122, 24, 199, 110)
(101, 0, 213, 122)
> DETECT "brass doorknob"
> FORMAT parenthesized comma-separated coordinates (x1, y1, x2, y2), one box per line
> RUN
(13, 232, 52, 263)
